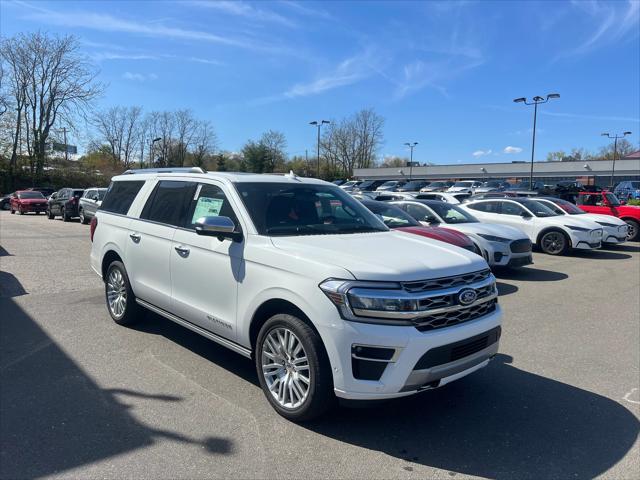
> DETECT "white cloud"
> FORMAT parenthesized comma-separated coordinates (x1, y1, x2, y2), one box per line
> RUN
(189, 1, 296, 27)
(284, 50, 380, 98)
(472, 149, 492, 157)
(122, 72, 158, 82)
(503, 146, 523, 154)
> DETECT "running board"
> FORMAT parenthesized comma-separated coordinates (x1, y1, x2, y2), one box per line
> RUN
(136, 299, 252, 358)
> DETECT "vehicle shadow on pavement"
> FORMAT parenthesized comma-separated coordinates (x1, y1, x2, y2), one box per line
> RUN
(571, 250, 632, 260)
(307, 354, 639, 479)
(0, 271, 28, 297)
(0, 298, 234, 479)
(600, 243, 640, 253)
(132, 310, 259, 386)
(496, 282, 518, 296)
(494, 266, 568, 282)
(0, 246, 12, 257)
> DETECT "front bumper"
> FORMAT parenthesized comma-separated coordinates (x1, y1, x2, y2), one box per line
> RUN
(602, 225, 628, 244)
(324, 304, 502, 400)
(18, 205, 47, 212)
(480, 238, 532, 268)
(571, 229, 603, 250)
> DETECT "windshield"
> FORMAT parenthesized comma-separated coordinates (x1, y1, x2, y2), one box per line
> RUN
(483, 181, 502, 187)
(428, 202, 479, 224)
(553, 199, 585, 215)
(605, 193, 621, 206)
(97, 189, 107, 200)
(519, 200, 560, 217)
(234, 182, 388, 236)
(453, 181, 473, 187)
(363, 202, 419, 228)
(18, 192, 45, 199)
(402, 181, 425, 189)
(630, 182, 640, 189)
(357, 180, 375, 189)
(429, 182, 447, 187)
(380, 181, 398, 187)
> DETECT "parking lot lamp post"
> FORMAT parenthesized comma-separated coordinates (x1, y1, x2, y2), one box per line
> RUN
(148, 137, 161, 168)
(404, 142, 418, 180)
(514, 93, 560, 188)
(601, 132, 632, 190)
(309, 120, 330, 178)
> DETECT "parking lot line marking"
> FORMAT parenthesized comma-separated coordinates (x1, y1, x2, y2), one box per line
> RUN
(623, 388, 639, 405)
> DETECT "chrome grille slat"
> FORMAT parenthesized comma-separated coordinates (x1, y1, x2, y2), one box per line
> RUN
(402, 269, 492, 293)
(414, 299, 498, 332)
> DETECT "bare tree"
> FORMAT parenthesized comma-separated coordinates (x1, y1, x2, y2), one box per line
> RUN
(260, 129, 287, 172)
(11, 32, 103, 177)
(92, 106, 142, 168)
(191, 119, 217, 169)
(174, 109, 196, 167)
(153, 111, 175, 167)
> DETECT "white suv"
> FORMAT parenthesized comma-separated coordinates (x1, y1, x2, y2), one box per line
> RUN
(90, 169, 502, 421)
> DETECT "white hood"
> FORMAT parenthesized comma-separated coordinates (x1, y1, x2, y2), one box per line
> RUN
(575, 213, 627, 226)
(270, 230, 488, 282)
(443, 222, 528, 239)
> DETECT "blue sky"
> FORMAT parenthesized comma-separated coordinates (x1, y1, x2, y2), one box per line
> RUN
(2, 0, 639, 164)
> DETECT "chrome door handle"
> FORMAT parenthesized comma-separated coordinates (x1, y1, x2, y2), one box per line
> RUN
(129, 233, 141, 243)
(174, 245, 190, 257)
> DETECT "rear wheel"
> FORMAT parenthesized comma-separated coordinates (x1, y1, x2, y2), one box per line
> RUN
(62, 207, 69, 222)
(625, 219, 639, 241)
(79, 208, 89, 224)
(10, 208, 15, 214)
(105, 260, 140, 326)
(17, 206, 23, 215)
(539, 230, 569, 255)
(47, 208, 54, 219)
(255, 314, 334, 422)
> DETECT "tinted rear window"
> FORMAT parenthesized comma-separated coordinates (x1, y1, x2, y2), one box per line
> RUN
(100, 181, 145, 215)
(73, 190, 84, 197)
(140, 180, 196, 227)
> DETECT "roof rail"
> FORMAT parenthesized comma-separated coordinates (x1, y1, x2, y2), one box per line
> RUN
(122, 167, 206, 175)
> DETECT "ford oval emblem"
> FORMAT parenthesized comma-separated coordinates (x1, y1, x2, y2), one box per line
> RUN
(458, 288, 477, 306)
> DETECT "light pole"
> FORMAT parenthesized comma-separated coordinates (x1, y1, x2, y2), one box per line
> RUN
(601, 131, 632, 189)
(309, 120, 330, 178)
(514, 93, 560, 188)
(404, 142, 418, 180)
(148, 137, 161, 168)
(480, 167, 487, 181)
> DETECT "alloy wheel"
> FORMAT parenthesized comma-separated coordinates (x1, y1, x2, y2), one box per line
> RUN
(106, 268, 127, 319)
(261, 327, 310, 409)
(626, 221, 638, 241)
(541, 232, 565, 255)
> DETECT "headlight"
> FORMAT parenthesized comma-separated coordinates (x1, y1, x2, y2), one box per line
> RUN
(319, 279, 416, 325)
(477, 234, 510, 243)
(565, 225, 590, 232)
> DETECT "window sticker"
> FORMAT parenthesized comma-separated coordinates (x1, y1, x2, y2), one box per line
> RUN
(192, 197, 224, 223)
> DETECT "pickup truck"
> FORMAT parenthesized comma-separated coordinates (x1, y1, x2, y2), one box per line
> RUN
(90, 168, 502, 421)
(576, 191, 640, 241)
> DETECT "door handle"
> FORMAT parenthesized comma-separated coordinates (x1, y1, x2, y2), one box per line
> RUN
(174, 245, 190, 257)
(129, 233, 141, 243)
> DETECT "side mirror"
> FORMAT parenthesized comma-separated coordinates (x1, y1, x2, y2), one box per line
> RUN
(195, 216, 242, 242)
(520, 211, 532, 219)
(424, 215, 439, 224)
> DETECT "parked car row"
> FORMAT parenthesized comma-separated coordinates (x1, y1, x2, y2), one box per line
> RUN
(3, 187, 107, 223)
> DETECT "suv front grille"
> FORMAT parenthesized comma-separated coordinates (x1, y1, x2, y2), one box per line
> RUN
(510, 239, 531, 253)
(414, 299, 498, 332)
(402, 269, 492, 293)
(415, 283, 496, 311)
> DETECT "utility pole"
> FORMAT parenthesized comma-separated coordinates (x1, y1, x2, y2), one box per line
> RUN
(62, 127, 69, 162)
(601, 131, 632, 189)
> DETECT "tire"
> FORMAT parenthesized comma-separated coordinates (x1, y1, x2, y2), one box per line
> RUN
(104, 260, 140, 326)
(47, 208, 54, 219)
(79, 208, 89, 224)
(35, 211, 40, 215)
(255, 314, 334, 422)
(539, 230, 569, 255)
(62, 207, 69, 222)
(17, 207, 23, 215)
(625, 219, 639, 242)
(10, 208, 15, 214)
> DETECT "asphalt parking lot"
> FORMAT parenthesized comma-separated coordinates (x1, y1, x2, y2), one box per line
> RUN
(1, 210, 639, 480)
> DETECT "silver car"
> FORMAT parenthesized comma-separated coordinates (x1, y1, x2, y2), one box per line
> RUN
(79, 188, 107, 224)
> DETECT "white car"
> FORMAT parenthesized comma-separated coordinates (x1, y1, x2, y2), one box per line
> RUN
(461, 198, 603, 255)
(90, 168, 502, 421)
(534, 197, 628, 245)
(78, 187, 107, 224)
(447, 180, 483, 194)
(389, 199, 533, 268)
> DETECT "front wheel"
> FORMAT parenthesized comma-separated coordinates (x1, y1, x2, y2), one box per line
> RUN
(539, 230, 569, 255)
(10, 208, 15, 214)
(255, 314, 334, 422)
(47, 208, 54, 219)
(105, 261, 140, 326)
(625, 219, 639, 242)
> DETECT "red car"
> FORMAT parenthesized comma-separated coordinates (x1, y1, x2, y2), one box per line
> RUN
(576, 191, 640, 241)
(361, 200, 478, 253)
(10, 190, 48, 215)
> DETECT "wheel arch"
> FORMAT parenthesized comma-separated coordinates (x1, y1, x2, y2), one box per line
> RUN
(536, 226, 571, 247)
(101, 249, 124, 280)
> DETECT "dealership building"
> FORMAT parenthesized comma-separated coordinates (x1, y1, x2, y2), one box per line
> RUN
(353, 153, 640, 186)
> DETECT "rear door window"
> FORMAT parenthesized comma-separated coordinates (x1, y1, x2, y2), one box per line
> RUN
(141, 180, 196, 227)
(467, 201, 500, 213)
(501, 202, 525, 216)
(101, 181, 145, 215)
